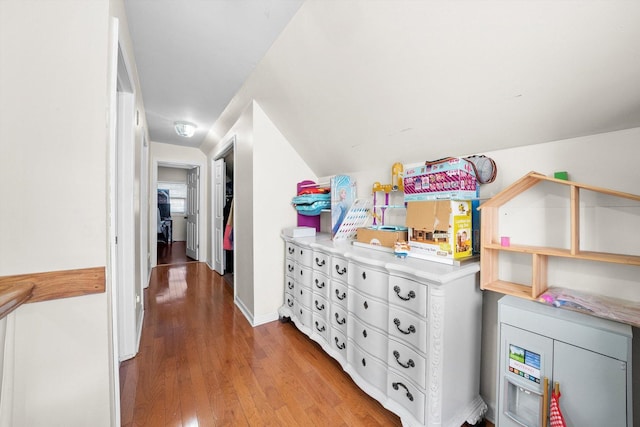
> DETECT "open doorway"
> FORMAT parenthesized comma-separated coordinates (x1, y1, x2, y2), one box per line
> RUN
(156, 163, 200, 265)
(212, 136, 235, 289)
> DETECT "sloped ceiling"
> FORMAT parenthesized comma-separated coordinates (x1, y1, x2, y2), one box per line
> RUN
(204, 0, 640, 177)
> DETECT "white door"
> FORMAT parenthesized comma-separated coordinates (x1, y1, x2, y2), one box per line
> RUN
(186, 167, 199, 260)
(213, 158, 226, 274)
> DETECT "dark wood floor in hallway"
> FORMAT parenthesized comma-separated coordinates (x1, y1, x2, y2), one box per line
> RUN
(119, 262, 403, 426)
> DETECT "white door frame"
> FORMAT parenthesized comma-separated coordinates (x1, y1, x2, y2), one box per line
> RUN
(212, 136, 235, 281)
(150, 160, 205, 268)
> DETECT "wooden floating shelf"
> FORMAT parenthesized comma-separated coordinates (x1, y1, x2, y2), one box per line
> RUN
(479, 171, 640, 300)
(483, 244, 640, 266)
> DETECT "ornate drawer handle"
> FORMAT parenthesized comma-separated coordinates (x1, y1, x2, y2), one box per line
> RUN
(393, 318, 416, 335)
(315, 257, 326, 267)
(288, 247, 295, 254)
(362, 329, 367, 338)
(335, 265, 347, 275)
(392, 382, 414, 402)
(288, 265, 294, 272)
(334, 313, 346, 325)
(334, 337, 346, 350)
(288, 282, 294, 290)
(363, 301, 369, 309)
(362, 271, 366, 280)
(335, 289, 346, 300)
(315, 321, 325, 332)
(362, 358, 366, 367)
(393, 350, 415, 369)
(393, 285, 416, 301)
(287, 299, 293, 307)
(315, 279, 325, 289)
(315, 300, 325, 311)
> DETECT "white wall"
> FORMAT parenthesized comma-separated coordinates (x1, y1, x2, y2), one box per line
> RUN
(252, 102, 317, 324)
(150, 142, 207, 265)
(0, 1, 113, 425)
(328, 127, 640, 422)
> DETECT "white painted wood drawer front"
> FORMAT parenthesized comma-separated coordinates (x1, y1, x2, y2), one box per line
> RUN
(285, 241, 296, 259)
(331, 328, 348, 360)
(312, 314, 329, 342)
(348, 342, 387, 394)
(348, 316, 388, 362)
(312, 250, 330, 276)
(348, 263, 388, 300)
(294, 300, 312, 329)
(348, 290, 388, 332)
(296, 264, 312, 288)
(331, 280, 348, 308)
(331, 304, 348, 336)
(296, 245, 313, 266)
(388, 307, 427, 353)
(296, 280, 312, 309)
(388, 338, 427, 389)
(284, 291, 295, 312)
(285, 276, 295, 296)
(388, 370, 426, 424)
(285, 258, 295, 278)
(311, 270, 330, 299)
(312, 294, 329, 322)
(331, 255, 349, 281)
(388, 275, 428, 317)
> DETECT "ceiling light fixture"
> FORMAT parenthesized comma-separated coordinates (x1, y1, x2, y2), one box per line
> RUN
(174, 121, 197, 138)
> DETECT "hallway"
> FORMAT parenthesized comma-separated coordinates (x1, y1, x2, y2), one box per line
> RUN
(119, 262, 402, 426)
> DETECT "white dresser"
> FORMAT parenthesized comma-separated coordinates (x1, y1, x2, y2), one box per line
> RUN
(279, 233, 487, 427)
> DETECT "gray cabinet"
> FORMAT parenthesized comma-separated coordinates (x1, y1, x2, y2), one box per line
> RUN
(498, 296, 633, 427)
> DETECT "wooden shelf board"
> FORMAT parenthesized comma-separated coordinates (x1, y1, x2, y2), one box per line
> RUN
(481, 280, 536, 300)
(484, 244, 640, 266)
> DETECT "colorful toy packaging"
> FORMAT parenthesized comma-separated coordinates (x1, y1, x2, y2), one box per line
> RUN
(403, 158, 478, 201)
(330, 175, 357, 239)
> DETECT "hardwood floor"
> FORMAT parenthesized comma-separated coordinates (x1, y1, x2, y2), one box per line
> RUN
(157, 241, 195, 265)
(119, 262, 403, 426)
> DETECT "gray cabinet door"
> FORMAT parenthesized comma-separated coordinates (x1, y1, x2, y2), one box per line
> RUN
(553, 340, 627, 427)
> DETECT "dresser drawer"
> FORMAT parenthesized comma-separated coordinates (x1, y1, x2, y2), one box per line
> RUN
(388, 308, 427, 353)
(348, 316, 388, 362)
(387, 370, 425, 424)
(348, 342, 387, 394)
(285, 241, 296, 258)
(296, 282, 312, 308)
(312, 314, 329, 343)
(285, 277, 295, 294)
(296, 264, 312, 287)
(296, 245, 313, 266)
(388, 275, 428, 317)
(285, 259, 296, 278)
(388, 338, 427, 389)
(312, 250, 331, 276)
(331, 304, 348, 335)
(284, 291, 295, 311)
(348, 290, 388, 332)
(331, 280, 348, 307)
(312, 294, 329, 321)
(349, 263, 388, 301)
(331, 256, 349, 281)
(311, 270, 330, 299)
(294, 301, 312, 329)
(330, 328, 348, 360)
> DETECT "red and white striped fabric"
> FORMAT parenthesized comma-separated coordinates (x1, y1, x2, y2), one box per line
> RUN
(549, 390, 567, 427)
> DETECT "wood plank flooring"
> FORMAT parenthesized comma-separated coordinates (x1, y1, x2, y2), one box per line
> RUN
(119, 262, 403, 426)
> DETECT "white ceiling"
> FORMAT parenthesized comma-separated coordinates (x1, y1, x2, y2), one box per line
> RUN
(126, 1, 640, 177)
(124, 0, 304, 148)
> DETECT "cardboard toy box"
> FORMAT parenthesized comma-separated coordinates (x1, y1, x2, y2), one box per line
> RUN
(356, 226, 408, 248)
(405, 200, 473, 260)
(403, 158, 478, 201)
